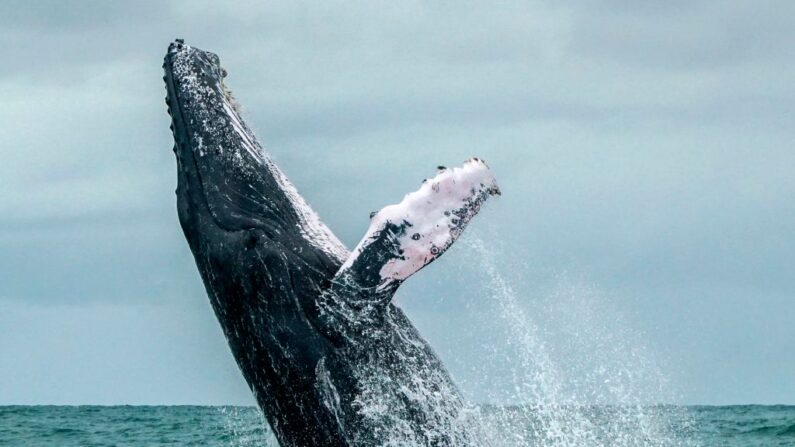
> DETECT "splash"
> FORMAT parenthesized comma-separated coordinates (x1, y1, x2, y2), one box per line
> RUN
(459, 235, 693, 446)
(217, 406, 277, 447)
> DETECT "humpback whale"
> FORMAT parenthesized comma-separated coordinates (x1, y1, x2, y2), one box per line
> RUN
(163, 39, 499, 446)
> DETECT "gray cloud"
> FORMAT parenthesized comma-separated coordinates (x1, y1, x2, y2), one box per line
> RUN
(0, 0, 792, 405)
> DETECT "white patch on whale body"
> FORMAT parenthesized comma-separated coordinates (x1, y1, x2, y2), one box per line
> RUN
(342, 158, 499, 287)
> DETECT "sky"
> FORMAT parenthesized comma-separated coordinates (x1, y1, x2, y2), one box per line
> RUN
(0, 0, 793, 406)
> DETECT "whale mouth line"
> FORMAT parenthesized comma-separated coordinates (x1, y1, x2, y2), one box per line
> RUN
(163, 40, 264, 233)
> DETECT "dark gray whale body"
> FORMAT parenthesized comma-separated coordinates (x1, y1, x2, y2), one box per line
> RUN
(163, 40, 499, 446)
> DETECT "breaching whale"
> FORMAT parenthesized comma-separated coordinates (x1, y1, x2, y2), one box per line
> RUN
(163, 39, 499, 446)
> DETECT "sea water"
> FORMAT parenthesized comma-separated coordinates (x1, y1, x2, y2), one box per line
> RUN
(1, 405, 794, 446)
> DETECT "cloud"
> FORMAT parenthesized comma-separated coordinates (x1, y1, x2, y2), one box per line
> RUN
(0, 0, 793, 404)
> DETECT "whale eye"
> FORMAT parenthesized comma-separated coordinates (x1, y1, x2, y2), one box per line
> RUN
(411, 233, 421, 240)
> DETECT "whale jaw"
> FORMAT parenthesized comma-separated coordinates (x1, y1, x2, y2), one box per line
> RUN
(163, 39, 348, 261)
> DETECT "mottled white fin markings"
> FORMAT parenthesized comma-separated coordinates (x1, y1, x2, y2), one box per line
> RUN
(340, 158, 499, 290)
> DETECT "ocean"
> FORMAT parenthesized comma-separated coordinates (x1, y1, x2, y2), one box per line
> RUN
(1, 405, 793, 446)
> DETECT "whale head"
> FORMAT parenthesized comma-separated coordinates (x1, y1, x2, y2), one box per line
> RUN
(163, 40, 348, 261)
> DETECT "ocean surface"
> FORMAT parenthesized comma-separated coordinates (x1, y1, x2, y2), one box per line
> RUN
(1, 405, 793, 446)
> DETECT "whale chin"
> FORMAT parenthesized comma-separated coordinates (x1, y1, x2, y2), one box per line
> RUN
(163, 39, 498, 446)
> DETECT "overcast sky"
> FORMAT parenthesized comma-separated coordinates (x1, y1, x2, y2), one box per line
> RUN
(1, 0, 793, 406)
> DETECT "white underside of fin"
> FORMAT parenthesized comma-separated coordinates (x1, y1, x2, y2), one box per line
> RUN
(342, 158, 499, 286)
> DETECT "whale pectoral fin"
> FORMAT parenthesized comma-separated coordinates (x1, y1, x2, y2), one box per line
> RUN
(343, 158, 499, 290)
(313, 158, 500, 338)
